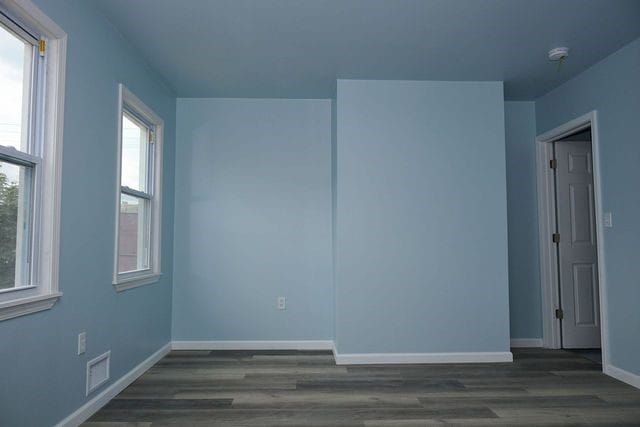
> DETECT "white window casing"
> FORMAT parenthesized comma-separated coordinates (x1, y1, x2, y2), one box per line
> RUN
(113, 84, 163, 292)
(0, 0, 66, 321)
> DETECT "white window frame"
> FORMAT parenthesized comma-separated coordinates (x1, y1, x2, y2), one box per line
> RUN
(113, 84, 163, 292)
(0, 0, 66, 321)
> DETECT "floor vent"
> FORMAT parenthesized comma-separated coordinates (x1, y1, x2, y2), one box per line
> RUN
(86, 351, 110, 395)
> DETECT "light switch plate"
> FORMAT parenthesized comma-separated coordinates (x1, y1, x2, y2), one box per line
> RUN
(603, 212, 613, 228)
(78, 332, 86, 355)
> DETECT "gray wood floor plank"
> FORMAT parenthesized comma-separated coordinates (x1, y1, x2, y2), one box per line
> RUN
(102, 398, 233, 410)
(418, 394, 606, 408)
(228, 391, 424, 409)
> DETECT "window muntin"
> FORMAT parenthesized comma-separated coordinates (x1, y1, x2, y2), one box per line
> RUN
(0, 18, 39, 293)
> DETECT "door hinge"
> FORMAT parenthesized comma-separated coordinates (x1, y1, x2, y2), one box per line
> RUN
(555, 308, 564, 320)
(39, 39, 46, 56)
(552, 233, 560, 243)
(550, 158, 557, 169)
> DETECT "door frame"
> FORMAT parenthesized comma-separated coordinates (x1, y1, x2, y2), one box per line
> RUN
(535, 111, 609, 366)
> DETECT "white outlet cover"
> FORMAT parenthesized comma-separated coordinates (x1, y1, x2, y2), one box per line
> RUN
(277, 296, 286, 310)
(603, 212, 613, 228)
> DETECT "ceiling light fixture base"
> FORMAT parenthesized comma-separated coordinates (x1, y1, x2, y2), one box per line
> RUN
(548, 47, 570, 61)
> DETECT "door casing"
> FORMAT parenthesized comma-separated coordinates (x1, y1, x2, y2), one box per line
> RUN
(535, 111, 609, 368)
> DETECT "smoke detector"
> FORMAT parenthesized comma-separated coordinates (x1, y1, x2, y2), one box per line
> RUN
(548, 47, 569, 61)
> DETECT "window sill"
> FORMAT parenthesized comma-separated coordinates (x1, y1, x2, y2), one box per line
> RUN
(0, 292, 62, 322)
(113, 273, 161, 293)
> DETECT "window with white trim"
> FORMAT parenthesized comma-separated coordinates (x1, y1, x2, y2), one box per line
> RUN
(0, 2, 66, 321)
(113, 84, 163, 291)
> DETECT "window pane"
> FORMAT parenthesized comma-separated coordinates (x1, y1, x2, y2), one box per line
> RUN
(121, 113, 149, 192)
(0, 159, 32, 289)
(0, 23, 33, 151)
(118, 193, 150, 273)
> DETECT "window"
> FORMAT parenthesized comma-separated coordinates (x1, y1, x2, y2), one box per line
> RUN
(119, 113, 152, 273)
(0, 3, 66, 321)
(113, 84, 163, 291)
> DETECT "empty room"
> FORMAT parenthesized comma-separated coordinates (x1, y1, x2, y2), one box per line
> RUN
(1, 0, 640, 425)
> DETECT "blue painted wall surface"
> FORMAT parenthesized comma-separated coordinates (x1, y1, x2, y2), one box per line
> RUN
(335, 80, 510, 354)
(0, 1, 176, 426)
(172, 99, 333, 341)
(504, 102, 542, 339)
(536, 37, 640, 375)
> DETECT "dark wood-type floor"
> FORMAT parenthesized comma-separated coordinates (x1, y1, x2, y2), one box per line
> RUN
(84, 348, 640, 426)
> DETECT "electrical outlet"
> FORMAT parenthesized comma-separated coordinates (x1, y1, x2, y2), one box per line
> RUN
(603, 212, 613, 228)
(78, 332, 86, 355)
(277, 296, 286, 310)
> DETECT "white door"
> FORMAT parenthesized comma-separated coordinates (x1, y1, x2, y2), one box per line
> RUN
(554, 139, 601, 349)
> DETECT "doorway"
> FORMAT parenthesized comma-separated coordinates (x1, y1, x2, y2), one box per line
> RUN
(535, 112, 608, 367)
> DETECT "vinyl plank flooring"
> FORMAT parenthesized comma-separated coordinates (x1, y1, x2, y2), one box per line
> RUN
(84, 348, 640, 426)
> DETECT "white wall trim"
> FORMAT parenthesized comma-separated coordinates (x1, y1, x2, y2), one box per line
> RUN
(55, 343, 171, 427)
(605, 364, 640, 390)
(171, 340, 335, 351)
(113, 272, 161, 293)
(175, 341, 514, 365)
(510, 338, 543, 348)
(535, 111, 609, 369)
(0, 292, 61, 321)
(333, 352, 513, 365)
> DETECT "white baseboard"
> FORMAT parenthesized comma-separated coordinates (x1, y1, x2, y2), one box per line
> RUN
(605, 364, 640, 389)
(334, 351, 513, 365)
(171, 340, 334, 351)
(55, 342, 171, 427)
(510, 338, 543, 348)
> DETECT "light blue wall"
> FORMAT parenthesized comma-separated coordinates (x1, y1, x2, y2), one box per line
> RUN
(504, 102, 542, 339)
(536, 37, 640, 375)
(0, 1, 176, 426)
(335, 79, 510, 354)
(172, 99, 333, 341)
